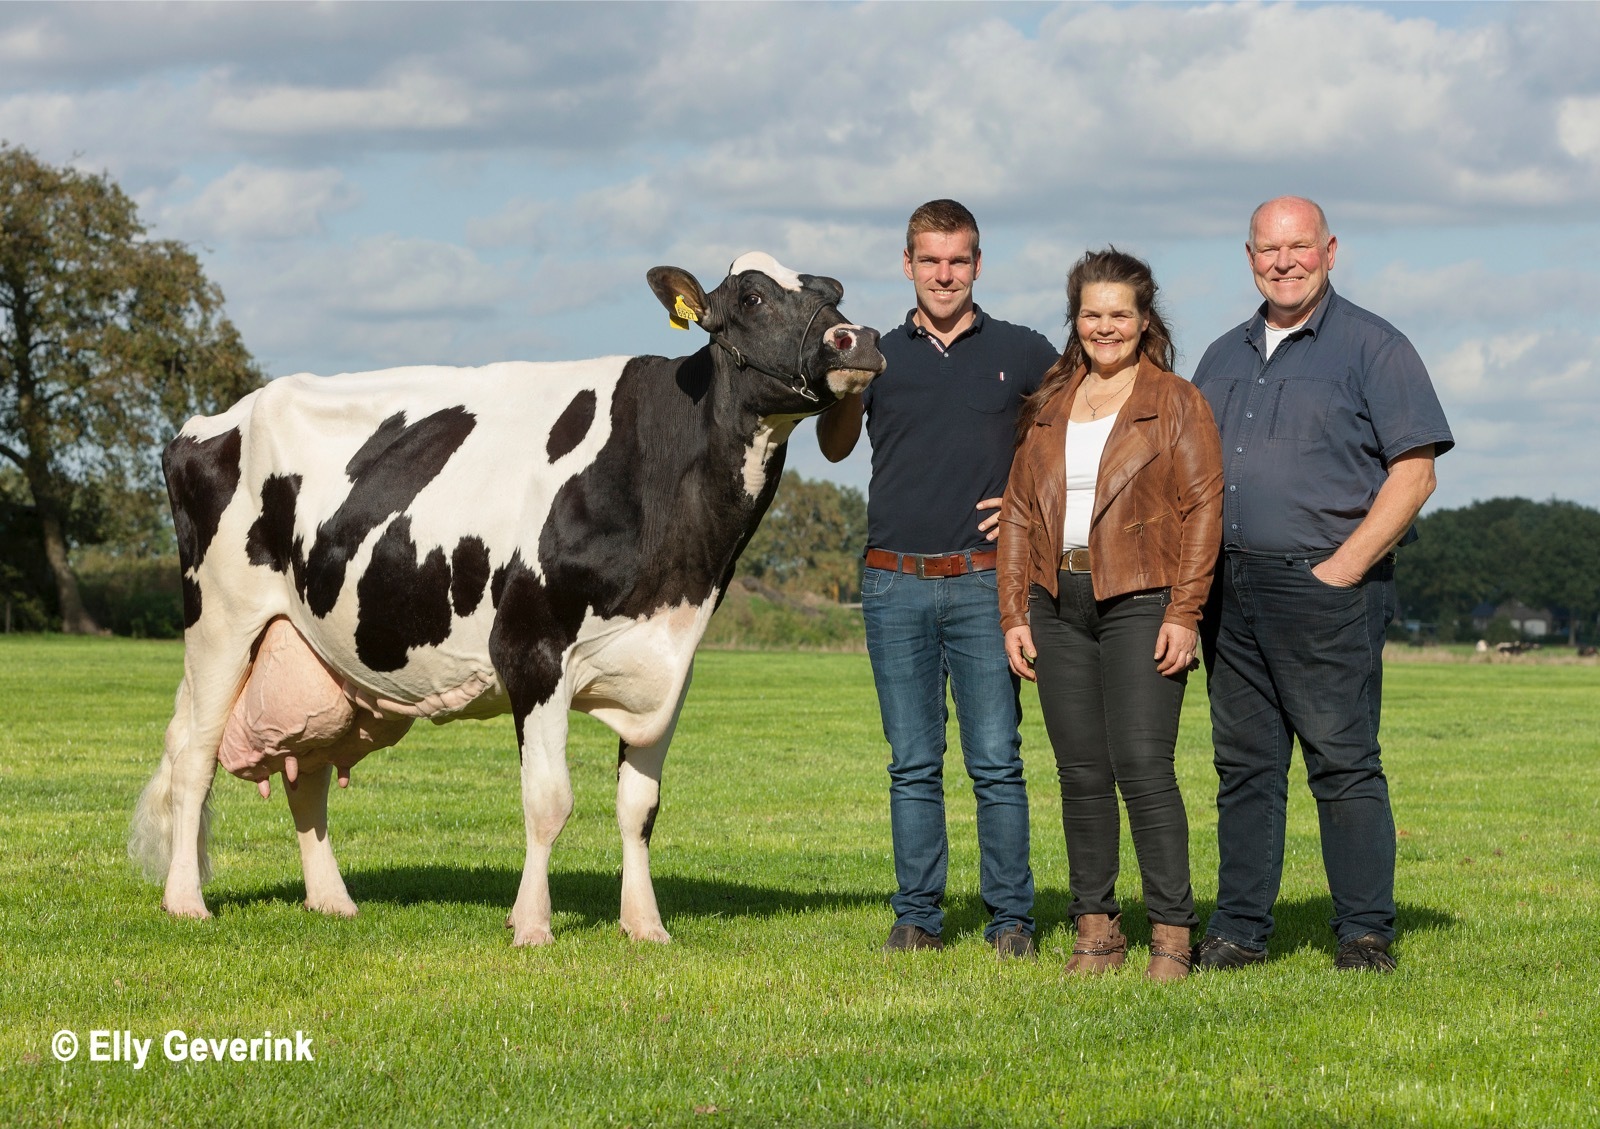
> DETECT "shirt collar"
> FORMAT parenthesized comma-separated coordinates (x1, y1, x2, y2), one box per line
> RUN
(1246, 286, 1338, 348)
(901, 303, 988, 343)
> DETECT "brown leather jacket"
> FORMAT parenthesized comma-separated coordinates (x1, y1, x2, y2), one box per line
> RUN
(998, 358, 1224, 633)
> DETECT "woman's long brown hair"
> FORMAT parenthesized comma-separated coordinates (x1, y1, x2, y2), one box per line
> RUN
(1015, 248, 1177, 443)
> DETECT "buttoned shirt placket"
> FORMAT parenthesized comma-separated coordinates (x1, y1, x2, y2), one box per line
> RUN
(1221, 323, 1313, 550)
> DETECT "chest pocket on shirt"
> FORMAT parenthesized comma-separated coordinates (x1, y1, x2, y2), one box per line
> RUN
(1268, 378, 1338, 442)
(964, 373, 1012, 414)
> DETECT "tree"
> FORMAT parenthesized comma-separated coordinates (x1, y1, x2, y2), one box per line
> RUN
(0, 144, 262, 632)
(741, 472, 868, 601)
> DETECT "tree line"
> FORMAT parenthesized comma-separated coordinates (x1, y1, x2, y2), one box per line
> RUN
(1395, 496, 1600, 644)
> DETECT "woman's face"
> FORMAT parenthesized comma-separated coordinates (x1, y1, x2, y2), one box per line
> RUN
(1076, 281, 1148, 376)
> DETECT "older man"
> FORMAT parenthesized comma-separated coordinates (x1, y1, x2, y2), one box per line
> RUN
(1190, 196, 1454, 972)
(819, 199, 1057, 958)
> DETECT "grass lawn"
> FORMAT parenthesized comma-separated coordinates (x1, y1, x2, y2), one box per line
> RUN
(1, 636, 1596, 1126)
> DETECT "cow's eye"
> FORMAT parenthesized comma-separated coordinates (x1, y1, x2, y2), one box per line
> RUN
(741, 292, 763, 309)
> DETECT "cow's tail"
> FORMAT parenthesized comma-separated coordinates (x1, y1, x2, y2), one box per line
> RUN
(129, 683, 213, 884)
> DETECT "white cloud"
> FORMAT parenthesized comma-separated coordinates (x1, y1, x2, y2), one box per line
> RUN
(265, 235, 517, 321)
(1558, 95, 1600, 162)
(209, 66, 480, 136)
(162, 163, 357, 241)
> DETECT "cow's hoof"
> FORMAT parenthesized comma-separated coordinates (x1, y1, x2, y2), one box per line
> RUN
(162, 898, 212, 920)
(511, 926, 556, 948)
(305, 896, 359, 918)
(621, 922, 672, 944)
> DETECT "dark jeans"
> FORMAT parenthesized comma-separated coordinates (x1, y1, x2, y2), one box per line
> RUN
(1029, 573, 1197, 928)
(1200, 550, 1397, 949)
(862, 563, 1034, 940)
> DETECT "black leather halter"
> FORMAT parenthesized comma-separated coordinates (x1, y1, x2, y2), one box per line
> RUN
(708, 301, 832, 403)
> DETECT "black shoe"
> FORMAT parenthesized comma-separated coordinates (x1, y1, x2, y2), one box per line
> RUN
(882, 924, 943, 953)
(1334, 933, 1397, 973)
(990, 924, 1037, 961)
(1192, 935, 1267, 971)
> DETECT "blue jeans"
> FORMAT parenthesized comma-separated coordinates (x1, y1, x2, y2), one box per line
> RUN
(1201, 550, 1398, 949)
(861, 562, 1034, 940)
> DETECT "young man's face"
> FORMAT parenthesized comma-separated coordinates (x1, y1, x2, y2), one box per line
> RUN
(904, 228, 981, 326)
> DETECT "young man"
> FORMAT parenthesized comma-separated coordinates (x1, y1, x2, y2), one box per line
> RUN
(1189, 196, 1454, 973)
(819, 199, 1058, 958)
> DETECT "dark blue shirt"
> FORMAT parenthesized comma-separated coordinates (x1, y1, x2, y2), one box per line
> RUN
(862, 306, 1058, 555)
(1191, 288, 1454, 555)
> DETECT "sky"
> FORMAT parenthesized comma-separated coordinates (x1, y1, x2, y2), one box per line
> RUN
(3, 0, 1598, 511)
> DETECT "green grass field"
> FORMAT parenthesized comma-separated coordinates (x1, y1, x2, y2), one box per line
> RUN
(1, 636, 1596, 1126)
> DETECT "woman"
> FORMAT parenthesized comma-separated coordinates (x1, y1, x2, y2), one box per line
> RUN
(997, 249, 1222, 981)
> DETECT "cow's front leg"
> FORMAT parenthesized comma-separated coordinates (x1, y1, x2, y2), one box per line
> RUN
(509, 704, 573, 947)
(285, 763, 358, 917)
(617, 675, 689, 944)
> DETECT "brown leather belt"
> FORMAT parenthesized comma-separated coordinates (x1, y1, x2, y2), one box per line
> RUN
(865, 548, 998, 578)
(1060, 548, 1092, 573)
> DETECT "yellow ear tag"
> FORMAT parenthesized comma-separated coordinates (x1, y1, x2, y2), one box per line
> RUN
(668, 294, 699, 331)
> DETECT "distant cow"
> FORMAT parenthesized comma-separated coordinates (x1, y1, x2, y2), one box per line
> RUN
(131, 254, 884, 945)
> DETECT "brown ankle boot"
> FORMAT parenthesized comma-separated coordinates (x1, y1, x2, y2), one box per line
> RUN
(1147, 923, 1194, 982)
(1066, 913, 1126, 974)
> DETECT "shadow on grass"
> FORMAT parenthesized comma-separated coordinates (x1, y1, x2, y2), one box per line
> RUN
(212, 865, 884, 928)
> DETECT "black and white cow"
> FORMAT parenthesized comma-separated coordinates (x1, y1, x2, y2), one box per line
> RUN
(130, 253, 883, 946)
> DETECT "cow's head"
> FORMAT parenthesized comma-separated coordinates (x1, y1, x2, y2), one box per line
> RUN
(647, 253, 884, 412)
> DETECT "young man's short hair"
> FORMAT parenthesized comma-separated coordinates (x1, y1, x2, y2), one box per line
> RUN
(906, 199, 980, 256)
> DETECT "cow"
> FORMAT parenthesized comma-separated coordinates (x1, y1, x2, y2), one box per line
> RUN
(129, 253, 884, 946)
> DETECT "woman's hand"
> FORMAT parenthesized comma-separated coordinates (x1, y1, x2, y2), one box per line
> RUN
(1153, 622, 1198, 678)
(1005, 625, 1038, 682)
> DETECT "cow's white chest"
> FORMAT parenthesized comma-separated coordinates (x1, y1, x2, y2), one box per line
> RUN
(741, 414, 804, 499)
(565, 595, 720, 747)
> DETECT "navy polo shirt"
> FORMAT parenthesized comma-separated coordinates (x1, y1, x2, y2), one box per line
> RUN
(862, 306, 1058, 555)
(1191, 287, 1454, 556)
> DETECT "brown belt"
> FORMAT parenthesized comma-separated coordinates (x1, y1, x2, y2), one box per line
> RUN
(865, 548, 998, 578)
(1060, 548, 1092, 573)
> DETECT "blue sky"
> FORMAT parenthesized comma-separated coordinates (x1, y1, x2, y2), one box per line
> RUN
(3, 1, 1598, 510)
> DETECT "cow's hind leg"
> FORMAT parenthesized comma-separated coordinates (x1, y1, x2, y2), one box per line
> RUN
(616, 678, 689, 943)
(152, 629, 256, 918)
(508, 704, 574, 947)
(285, 764, 358, 917)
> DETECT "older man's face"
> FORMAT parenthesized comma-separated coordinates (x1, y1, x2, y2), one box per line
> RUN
(1248, 201, 1336, 328)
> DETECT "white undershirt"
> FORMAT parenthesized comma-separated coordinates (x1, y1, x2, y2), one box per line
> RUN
(1262, 314, 1310, 359)
(1061, 413, 1118, 550)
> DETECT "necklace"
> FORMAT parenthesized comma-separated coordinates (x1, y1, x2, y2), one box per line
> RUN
(1084, 372, 1135, 418)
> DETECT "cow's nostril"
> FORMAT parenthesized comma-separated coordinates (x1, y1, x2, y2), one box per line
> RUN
(833, 331, 856, 350)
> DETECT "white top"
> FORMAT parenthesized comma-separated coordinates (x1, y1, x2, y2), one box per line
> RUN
(1062, 413, 1118, 550)
(1262, 314, 1311, 359)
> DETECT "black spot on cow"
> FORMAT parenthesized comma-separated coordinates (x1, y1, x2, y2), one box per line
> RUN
(302, 406, 476, 617)
(488, 551, 589, 746)
(181, 575, 203, 629)
(546, 389, 597, 463)
(164, 427, 243, 628)
(490, 562, 510, 610)
(355, 516, 453, 672)
(344, 411, 410, 481)
(451, 536, 491, 617)
(640, 798, 660, 846)
(245, 474, 303, 573)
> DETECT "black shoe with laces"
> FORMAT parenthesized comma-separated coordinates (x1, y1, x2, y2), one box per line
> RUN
(1334, 932, 1397, 973)
(1192, 935, 1267, 971)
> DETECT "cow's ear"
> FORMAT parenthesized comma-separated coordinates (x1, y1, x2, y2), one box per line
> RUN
(647, 267, 713, 332)
(805, 275, 844, 305)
